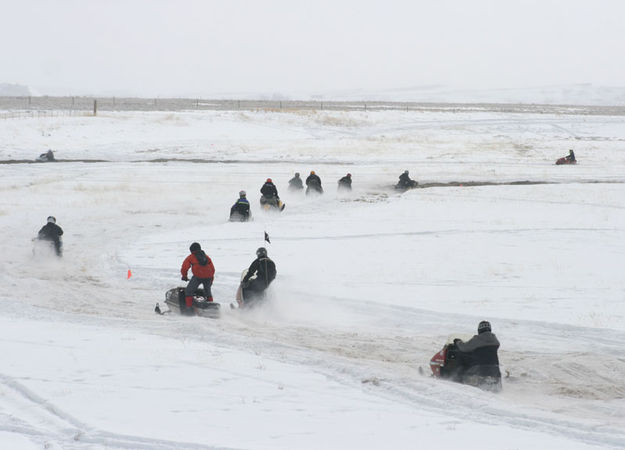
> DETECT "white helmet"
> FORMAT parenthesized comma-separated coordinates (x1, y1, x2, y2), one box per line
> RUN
(239, 190, 246, 197)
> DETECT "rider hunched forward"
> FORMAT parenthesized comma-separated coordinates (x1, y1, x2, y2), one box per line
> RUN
(430, 320, 502, 392)
(230, 190, 251, 222)
(238, 247, 277, 306)
(288, 172, 304, 191)
(305, 171, 323, 195)
(37, 216, 64, 256)
(260, 178, 285, 211)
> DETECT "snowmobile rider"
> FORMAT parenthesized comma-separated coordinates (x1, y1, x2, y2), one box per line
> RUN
(565, 149, 576, 162)
(230, 190, 251, 222)
(338, 173, 352, 191)
(241, 247, 276, 303)
(397, 170, 417, 189)
(37, 216, 63, 256)
(288, 172, 304, 191)
(305, 170, 323, 194)
(453, 320, 502, 391)
(260, 178, 280, 206)
(180, 242, 215, 313)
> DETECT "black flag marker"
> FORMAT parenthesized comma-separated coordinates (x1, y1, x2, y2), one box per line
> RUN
(264, 231, 271, 244)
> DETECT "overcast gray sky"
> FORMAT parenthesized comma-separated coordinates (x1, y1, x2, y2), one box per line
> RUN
(1, 0, 624, 97)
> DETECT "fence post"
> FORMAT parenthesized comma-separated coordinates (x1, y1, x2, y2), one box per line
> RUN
(364, 103, 367, 111)
(93, 100, 97, 116)
(196, 98, 199, 108)
(279, 101, 282, 110)
(320, 102, 323, 111)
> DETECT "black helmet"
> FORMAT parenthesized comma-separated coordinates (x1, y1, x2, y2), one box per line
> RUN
(256, 247, 267, 258)
(478, 320, 491, 334)
(47, 216, 56, 224)
(189, 242, 201, 253)
(295, 172, 300, 177)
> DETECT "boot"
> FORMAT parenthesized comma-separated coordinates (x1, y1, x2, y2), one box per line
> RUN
(183, 296, 195, 315)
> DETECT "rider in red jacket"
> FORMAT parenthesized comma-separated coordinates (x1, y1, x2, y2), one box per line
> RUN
(181, 242, 215, 312)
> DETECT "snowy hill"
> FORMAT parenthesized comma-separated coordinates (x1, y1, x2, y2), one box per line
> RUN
(1, 108, 624, 449)
(308, 84, 625, 106)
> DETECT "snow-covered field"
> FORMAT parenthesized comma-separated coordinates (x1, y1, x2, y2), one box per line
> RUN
(1, 107, 625, 449)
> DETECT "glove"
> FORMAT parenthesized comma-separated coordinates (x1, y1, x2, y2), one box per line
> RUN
(181, 276, 189, 281)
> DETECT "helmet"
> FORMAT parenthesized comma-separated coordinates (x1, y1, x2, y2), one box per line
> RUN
(256, 247, 267, 258)
(295, 172, 300, 177)
(310, 170, 315, 175)
(47, 216, 56, 224)
(266, 178, 272, 183)
(346, 173, 351, 177)
(404, 170, 409, 175)
(239, 190, 246, 197)
(189, 242, 201, 253)
(478, 320, 491, 334)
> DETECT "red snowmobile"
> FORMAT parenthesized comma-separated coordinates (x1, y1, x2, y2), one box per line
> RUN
(556, 157, 577, 165)
(429, 337, 502, 392)
(429, 336, 466, 379)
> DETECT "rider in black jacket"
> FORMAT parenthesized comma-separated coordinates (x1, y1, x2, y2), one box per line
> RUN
(338, 173, 352, 191)
(288, 172, 304, 191)
(241, 247, 276, 303)
(306, 171, 323, 194)
(453, 321, 502, 391)
(37, 216, 64, 256)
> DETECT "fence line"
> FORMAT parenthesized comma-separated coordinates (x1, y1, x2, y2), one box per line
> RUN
(1, 96, 624, 117)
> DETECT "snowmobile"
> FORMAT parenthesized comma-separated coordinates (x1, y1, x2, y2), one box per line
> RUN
(162, 287, 221, 318)
(260, 195, 285, 212)
(394, 180, 418, 191)
(429, 336, 502, 392)
(232, 270, 267, 310)
(229, 210, 252, 222)
(35, 150, 55, 162)
(555, 156, 577, 165)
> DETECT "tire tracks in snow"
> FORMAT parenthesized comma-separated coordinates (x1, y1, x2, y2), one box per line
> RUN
(181, 297, 625, 449)
(0, 373, 238, 450)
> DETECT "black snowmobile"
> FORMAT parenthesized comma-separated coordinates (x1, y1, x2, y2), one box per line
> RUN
(161, 287, 221, 318)
(36, 150, 55, 162)
(394, 179, 418, 191)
